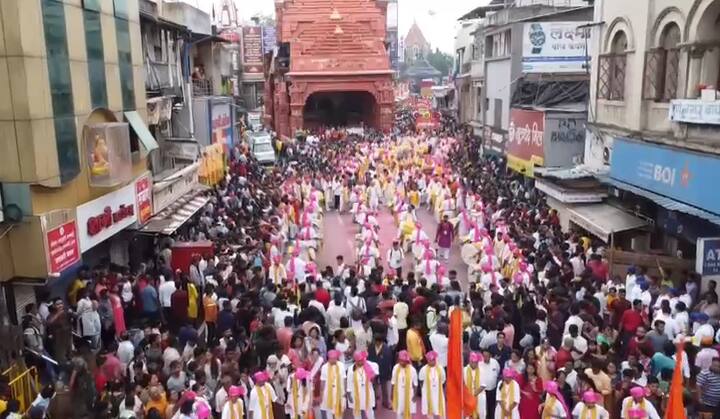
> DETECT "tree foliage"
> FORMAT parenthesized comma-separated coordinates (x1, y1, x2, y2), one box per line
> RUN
(426, 48, 453, 78)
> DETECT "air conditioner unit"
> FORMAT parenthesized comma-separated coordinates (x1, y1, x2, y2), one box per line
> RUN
(602, 146, 610, 164)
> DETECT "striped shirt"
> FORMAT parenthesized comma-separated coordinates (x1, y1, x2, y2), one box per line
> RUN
(697, 370, 720, 407)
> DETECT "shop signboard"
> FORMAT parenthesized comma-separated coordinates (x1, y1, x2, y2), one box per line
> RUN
(482, 125, 506, 156)
(522, 22, 590, 73)
(696, 237, 720, 291)
(45, 220, 80, 274)
(211, 101, 233, 146)
(242, 26, 263, 74)
(76, 183, 137, 253)
(669, 99, 720, 125)
(507, 109, 545, 176)
(84, 123, 132, 187)
(610, 138, 720, 215)
(135, 172, 153, 225)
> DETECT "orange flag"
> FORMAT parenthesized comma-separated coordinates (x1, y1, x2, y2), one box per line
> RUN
(448, 308, 477, 419)
(664, 342, 686, 419)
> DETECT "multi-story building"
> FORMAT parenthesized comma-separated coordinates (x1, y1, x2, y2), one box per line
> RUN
(0, 0, 155, 316)
(586, 0, 720, 278)
(480, 0, 593, 160)
(454, 19, 480, 125)
(137, 0, 231, 242)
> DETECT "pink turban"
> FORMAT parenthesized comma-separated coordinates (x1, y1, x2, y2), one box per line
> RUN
(502, 368, 516, 380)
(398, 350, 410, 363)
(196, 401, 211, 419)
(183, 390, 197, 401)
(229, 385, 244, 397)
(425, 351, 438, 362)
(481, 263, 493, 273)
(582, 391, 600, 404)
(295, 368, 310, 380)
(469, 352, 483, 363)
(354, 351, 367, 362)
(545, 380, 570, 418)
(253, 371, 267, 383)
(328, 350, 341, 361)
(630, 386, 646, 398)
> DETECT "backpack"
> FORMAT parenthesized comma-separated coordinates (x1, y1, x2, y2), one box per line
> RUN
(469, 326, 483, 351)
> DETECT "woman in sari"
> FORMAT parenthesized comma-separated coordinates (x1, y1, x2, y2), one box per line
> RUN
(518, 363, 543, 419)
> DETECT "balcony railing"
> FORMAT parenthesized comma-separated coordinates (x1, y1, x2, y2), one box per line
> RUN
(192, 78, 214, 96)
(462, 62, 472, 74)
(669, 98, 720, 125)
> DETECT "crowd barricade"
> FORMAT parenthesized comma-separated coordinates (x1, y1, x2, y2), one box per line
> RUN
(2, 363, 39, 413)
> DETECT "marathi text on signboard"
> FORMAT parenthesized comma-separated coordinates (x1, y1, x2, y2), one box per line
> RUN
(507, 108, 545, 163)
(522, 22, 590, 73)
(46, 221, 80, 274)
(669, 99, 720, 125)
(242, 26, 264, 74)
(135, 172, 153, 225)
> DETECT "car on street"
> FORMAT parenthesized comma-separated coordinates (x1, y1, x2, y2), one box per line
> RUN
(250, 135, 276, 165)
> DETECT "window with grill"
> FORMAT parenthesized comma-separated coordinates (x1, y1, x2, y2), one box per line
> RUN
(642, 23, 681, 102)
(598, 54, 626, 100)
(598, 31, 628, 101)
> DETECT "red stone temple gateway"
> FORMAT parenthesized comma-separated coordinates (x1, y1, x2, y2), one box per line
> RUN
(265, 0, 395, 137)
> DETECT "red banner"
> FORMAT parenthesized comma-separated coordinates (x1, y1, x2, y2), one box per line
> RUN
(507, 108, 545, 161)
(46, 221, 80, 274)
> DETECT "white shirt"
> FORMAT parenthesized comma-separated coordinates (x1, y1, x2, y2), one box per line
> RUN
(158, 280, 176, 308)
(326, 302, 347, 334)
(387, 247, 405, 269)
(429, 332, 449, 367)
(480, 358, 501, 390)
(563, 334, 588, 360)
(117, 340, 135, 367)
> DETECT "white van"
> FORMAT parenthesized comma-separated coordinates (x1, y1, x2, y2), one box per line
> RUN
(252, 137, 276, 165)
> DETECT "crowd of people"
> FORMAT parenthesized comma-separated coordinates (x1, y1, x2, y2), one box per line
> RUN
(5, 113, 720, 419)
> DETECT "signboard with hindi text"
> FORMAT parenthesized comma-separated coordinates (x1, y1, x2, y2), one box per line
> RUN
(242, 26, 263, 73)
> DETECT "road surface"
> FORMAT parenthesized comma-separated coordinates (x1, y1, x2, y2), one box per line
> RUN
(316, 207, 467, 287)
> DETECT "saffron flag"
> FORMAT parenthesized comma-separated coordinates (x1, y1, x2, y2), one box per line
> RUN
(664, 342, 686, 419)
(448, 308, 476, 419)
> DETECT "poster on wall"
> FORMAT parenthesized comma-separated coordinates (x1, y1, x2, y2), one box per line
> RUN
(262, 26, 276, 54)
(522, 22, 590, 73)
(84, 123, 132, 187)
(242, 26, 264, 73)
(45, 220, 80, 274)
(211, 102, 233, 146)
(135, 172, 153, 225)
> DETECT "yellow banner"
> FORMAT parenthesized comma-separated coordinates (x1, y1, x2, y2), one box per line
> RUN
(506, 154, 543, 178)
(199, 144, 226, 186)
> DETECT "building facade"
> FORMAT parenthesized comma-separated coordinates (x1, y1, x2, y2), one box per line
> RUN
(0, 0, 155, 309)
(480, 2, 593, 160)
(266, 0, 395, 137)
(454, 19, 480, 125)
(587, 0, 720, 270)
